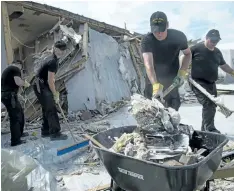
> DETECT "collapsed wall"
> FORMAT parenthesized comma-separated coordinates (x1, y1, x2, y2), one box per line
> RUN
(65, 28, 139, 112)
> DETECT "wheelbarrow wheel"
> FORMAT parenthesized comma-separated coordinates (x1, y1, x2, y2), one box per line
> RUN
(111, 179, 125, 191)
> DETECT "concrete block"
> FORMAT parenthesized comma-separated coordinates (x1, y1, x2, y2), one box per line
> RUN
(164, 160, 183, 166)
(179, 154, 197, 165)
(81, 111, 92, 121)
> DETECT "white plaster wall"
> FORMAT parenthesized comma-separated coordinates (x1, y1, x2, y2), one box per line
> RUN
(65, 28, 138, 111)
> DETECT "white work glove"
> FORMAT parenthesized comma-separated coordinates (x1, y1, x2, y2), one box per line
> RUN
(53, 91, 60, 104)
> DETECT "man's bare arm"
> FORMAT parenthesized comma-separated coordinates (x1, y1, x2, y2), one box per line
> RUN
(48, 71, 57, 94)
(14, 76, 25, 87)
(143, 52, 157, 84)
(220, 64, 234, 74)
(180, 48, 192, 71)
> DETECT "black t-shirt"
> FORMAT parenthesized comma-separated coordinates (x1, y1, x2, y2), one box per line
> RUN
(141, 29, 188, 83)
(191, 43, 226, 83)
(1, 65, 22, 93)
(38, 54, 58, 84)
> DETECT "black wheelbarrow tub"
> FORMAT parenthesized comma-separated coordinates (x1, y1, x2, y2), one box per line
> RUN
(91, 125, 228, 191)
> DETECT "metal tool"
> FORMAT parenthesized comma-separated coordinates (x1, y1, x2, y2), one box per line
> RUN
(188, 77, 234, 118)
(154, 80, 181, 103)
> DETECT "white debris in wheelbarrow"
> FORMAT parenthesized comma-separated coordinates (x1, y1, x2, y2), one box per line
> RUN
(108, 94, 206, 165)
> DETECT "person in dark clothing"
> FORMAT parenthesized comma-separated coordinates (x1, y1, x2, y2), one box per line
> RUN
(33, 40, 68, 140)
(190, 29, 234, 133)
(1, 60, 30, 146)
(141, 11, 192, 111)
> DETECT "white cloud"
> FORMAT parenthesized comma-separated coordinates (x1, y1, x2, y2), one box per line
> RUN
(35, 1, 234, 45)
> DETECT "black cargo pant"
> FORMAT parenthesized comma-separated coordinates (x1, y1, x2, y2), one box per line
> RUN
(190, 79, 217, 131)
(144, 77, 181, 111)
(33, 82, 61, 135)
(1, 92, 25, 144)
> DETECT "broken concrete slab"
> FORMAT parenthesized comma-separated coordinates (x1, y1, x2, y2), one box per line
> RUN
(164, 160, 183, 166)
(81, 111, 92, 121)
(179, 154, 198, 165)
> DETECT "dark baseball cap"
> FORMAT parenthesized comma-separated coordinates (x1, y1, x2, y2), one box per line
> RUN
(150, 11, 168, 33)
(206, 29, 221, 40)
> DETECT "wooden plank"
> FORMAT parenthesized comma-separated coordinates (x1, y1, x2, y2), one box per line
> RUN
(86, 184, 110, 191)
(129, 43, 145, 94)
(210, 166, 234, 180)
(1, 1, 14, 64)
(82, 23, 89, 59)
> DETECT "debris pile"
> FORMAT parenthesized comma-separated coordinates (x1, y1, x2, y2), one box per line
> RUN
(108, 94, 206, 166)
(109, 128, 209, 166)
(129, 94, 181, 134)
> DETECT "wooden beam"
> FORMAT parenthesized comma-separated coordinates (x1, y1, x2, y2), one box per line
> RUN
(82, 23, 89, 59)
(1, 1, 14, 64)
(86, 184, 110, 191)
(210, 166, 234, 180)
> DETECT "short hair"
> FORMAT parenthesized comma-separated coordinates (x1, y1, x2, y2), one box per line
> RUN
(54, 40, 67, 51)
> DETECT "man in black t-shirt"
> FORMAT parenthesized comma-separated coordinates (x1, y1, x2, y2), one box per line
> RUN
(33, 40, 68, 140)
(141, 11, 192, 111)
(190, 29, 234, 133)
(1, 60, 30, 146)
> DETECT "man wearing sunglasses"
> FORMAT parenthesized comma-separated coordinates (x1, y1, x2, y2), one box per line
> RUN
(141, 11, 191, 111)
(190, 29, 234, 133)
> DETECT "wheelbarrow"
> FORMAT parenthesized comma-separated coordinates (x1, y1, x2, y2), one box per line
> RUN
(90, 125, 228, 191)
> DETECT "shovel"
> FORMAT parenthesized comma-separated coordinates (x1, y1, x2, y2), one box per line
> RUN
(154, 79, 181, 104)
(188, 77, 233, 118)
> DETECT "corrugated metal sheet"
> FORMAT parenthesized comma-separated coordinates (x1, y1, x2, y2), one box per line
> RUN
(65, 28, 138, 111)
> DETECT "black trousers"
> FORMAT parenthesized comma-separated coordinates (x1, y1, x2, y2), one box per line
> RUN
(33, 83, 61, 135)
(1, 92, 25, 144)
(144, 78, 181, 111)
(190, 79, 217, 131)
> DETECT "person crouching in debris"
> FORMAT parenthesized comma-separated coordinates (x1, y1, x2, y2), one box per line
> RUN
(190, 29, 234, 133)
(33, 40, 68, 140)
(1, 60, 30, 146)
(141, 11, 192, 111)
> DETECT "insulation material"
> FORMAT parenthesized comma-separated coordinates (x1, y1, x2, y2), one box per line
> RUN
(129, 93, 180, 134)
(65, 28, 138, 112)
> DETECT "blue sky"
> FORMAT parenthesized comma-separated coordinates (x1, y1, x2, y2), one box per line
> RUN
(36, 1, 234, 45)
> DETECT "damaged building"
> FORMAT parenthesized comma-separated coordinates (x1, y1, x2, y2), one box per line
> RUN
(1, 1, 146, 121)
(2, 1, 233, 122)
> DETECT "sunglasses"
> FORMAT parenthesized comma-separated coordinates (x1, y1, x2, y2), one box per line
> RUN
(209, 38, 220, 44)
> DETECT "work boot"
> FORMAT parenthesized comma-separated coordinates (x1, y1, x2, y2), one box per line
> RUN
(11, 139, 26, 147)
(50, 132, 68, 141)
(21, 132, 29, 137)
